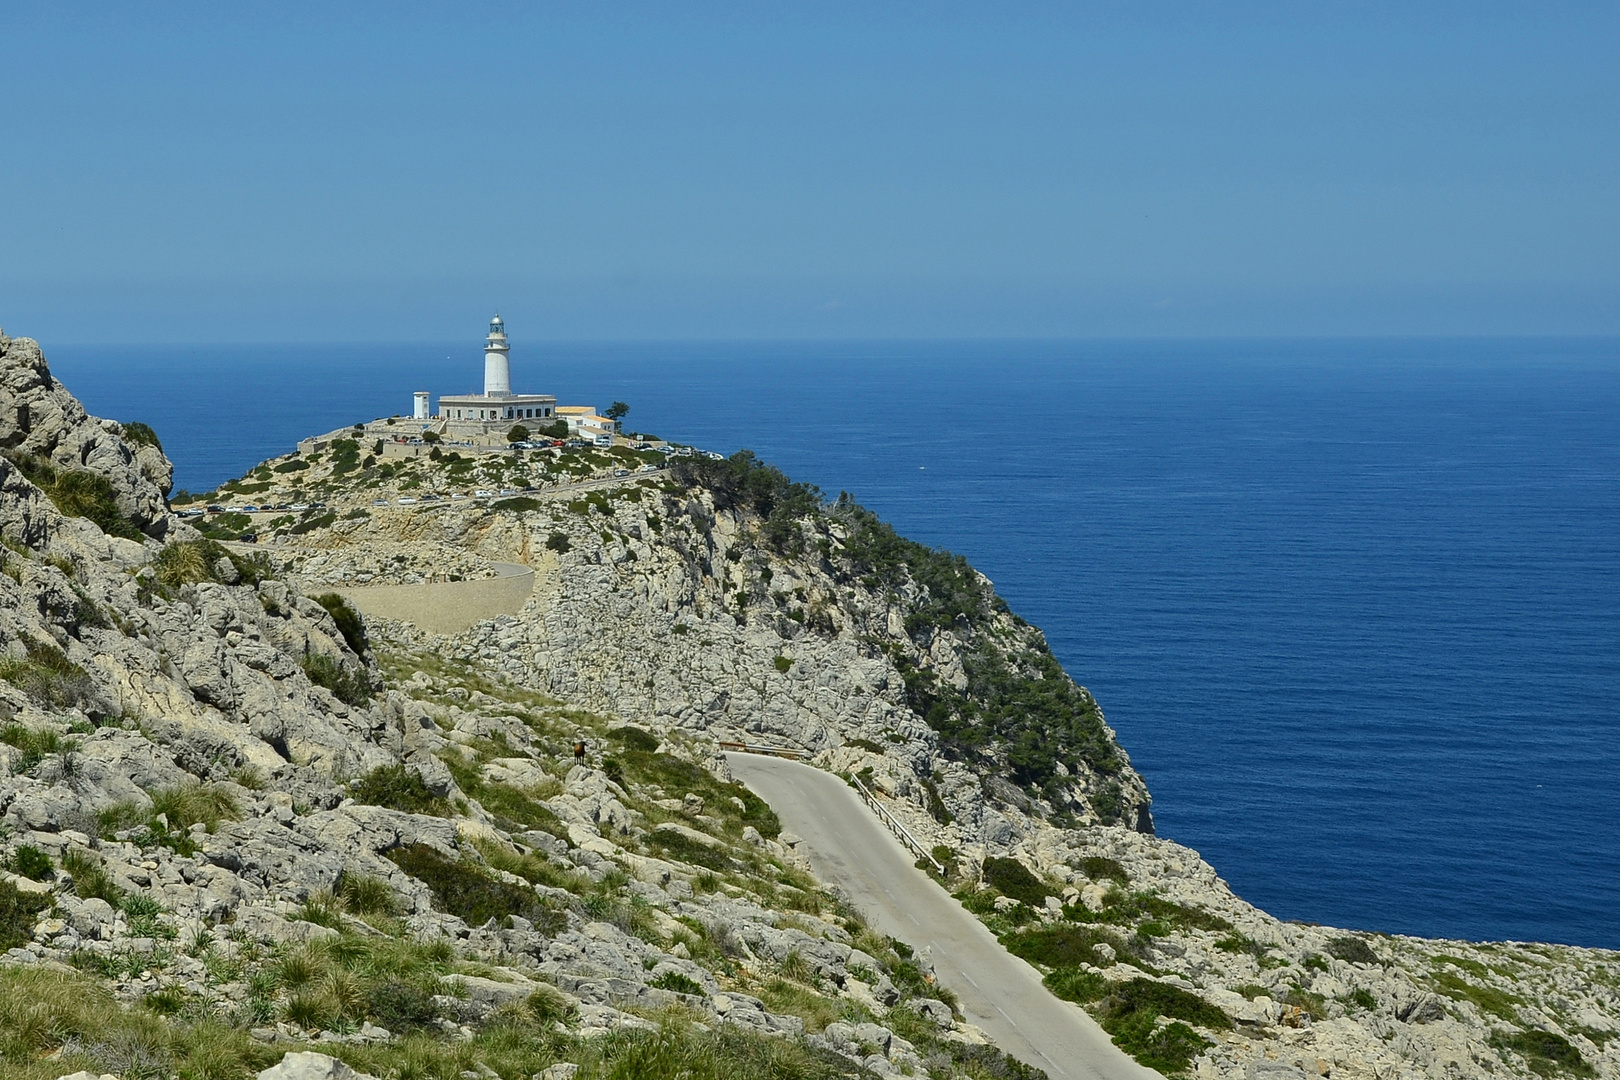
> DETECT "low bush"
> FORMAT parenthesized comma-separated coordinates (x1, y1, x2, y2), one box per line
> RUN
(1078, 855, 1130, 885)
(1094, 978, 1228, 1076)
(7, 844, 53, 880)
(544, 531, 571, 553)
(0, 879, 52, 949)
(650, 970, 705, 996)
(5, 452, 144, 540)
(311, 593, 368, 656)
(61, 848, 123, 905)
(1068, 891, 1233, 934)
(1045, 967, 1110, 1004)
(148, 781, 241, 832)
(349, 764, 451, 816)
(1326, 934, 1380, 966)
(982, 857, 1051, 907)
(606, 726, 659, 752)
(608, 747, 780, 840)
(301, 653, 372, 706)
(645, 829, 733, 872)
(119, 421, 162, 450)
(1, 723, 79, 774)
(1004, 924, 1135, 970)
(1491, 1030, 1594, 1078)
(0, 642, 95, 710)
(386, 843, 556, 928)
(493, 496, 541, 513)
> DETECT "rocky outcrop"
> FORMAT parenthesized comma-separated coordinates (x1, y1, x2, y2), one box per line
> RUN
(4, 331, 1617, 1080)
(0, 330, 172, 536)
(0, 335, 1017, 1080)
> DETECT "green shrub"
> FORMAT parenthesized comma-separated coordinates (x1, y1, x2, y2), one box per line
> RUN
(1095, 978, 1228, 1076)
(1045, 967, 1110, 1004)
(650, 970, 705, 996)
(301, 653, 372, 706)
(148, 782, 241, 833)
(1068, 891, 1233, 934)
(982, 857, 1051, 907)
(921, 777, 953, 825)
(843, 738, 887, 754)
(61, 847, 124, 905)
(366, 978, 437, 1030)
(1345, 987, 1377, 1011)
(5, 453, 145, 540)
(1004, 924, 1134, 970)
(773, 655, 793, 673)
(350, 764, 450, 816)
(386, 843, 554, 927)
(1491, 1030, 1594, 1078)
(493, 496, 541, 513)
(120, 421, 163, 451)
(608, 747, 780, 839)
(607, 726, 659, 752)
(337, 872, 398, 916)
(273, 459, 309, 473)
(1078, 855, 1130, 885)
(0, 878, 52, 949)
(120, 894, 170, 939)
(545, 531, 571, 553)
(645, 829, 733, 872)
(1, 722, 79, 773)
(8, 844, 53, 880)
(312, 592, 368, 655)
(1326, 934, 1380, 966)
(0, 642, 94, 710)
(288, 510, 337, 535)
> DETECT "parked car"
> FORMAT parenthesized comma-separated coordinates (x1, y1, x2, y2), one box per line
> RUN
(396, 497, 416, 504)
(474, 489, 495, 498)
(238, 533, 257, 543)
(614, 469, 630, 477)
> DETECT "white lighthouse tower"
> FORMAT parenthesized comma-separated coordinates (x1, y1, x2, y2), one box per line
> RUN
(436, 314, 556, 428)
(483, 314, 511, 396)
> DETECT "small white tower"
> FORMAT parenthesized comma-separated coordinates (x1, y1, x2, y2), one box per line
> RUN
(483, 314, 511, 396)
(413, 391, 430, 419)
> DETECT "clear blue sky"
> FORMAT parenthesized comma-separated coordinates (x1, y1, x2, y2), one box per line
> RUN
(3, 2, 1616, 342)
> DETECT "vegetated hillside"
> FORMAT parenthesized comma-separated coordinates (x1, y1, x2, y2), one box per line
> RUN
(240, 387, 1620, 1080)
(228, 435, 1156, 841)
(7, 323, 1618, 1080)
(0, 330, 1044, 1080)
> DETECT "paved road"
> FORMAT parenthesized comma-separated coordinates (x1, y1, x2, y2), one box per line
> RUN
(727, 753, 1163, 1080)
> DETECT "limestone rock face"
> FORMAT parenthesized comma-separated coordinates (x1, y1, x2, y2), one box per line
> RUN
(257, 1052, 379, 1080)
(0, 330, 172, 535)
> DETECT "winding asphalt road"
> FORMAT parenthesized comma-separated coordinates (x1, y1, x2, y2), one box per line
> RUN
(727, 753, 1163, 1080)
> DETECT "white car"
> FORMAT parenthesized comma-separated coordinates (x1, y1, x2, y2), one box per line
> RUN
(474, 490, 495, 498)
(396, 497, 416, 504)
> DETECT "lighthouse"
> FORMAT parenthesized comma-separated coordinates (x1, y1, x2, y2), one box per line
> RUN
(437, 315, 557, 428)
(483, 314, 511, 396)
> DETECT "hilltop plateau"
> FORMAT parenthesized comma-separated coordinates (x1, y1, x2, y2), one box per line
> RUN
(0, 328, 1616, 1080)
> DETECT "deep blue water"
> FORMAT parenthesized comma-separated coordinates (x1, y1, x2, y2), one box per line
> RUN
(51, 338, 1620, 949)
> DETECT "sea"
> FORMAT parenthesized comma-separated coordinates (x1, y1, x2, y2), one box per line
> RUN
(47, 337, 1620, 950)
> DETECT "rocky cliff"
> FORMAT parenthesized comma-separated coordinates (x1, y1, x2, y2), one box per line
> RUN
(1, 329, 1617, 1080)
